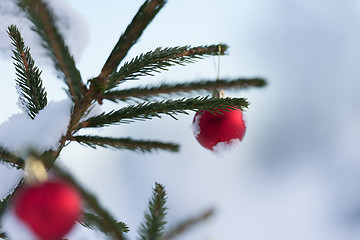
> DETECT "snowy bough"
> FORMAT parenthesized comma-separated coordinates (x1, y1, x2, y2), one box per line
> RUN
(0, 0, 266, 239)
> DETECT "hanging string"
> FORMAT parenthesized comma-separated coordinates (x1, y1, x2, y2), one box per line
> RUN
(212, 44, 221, 81)
(217, 44, 221, 81)
(212, 44, 225, 98)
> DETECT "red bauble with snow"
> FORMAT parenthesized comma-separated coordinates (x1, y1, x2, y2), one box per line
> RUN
(192, 108, 246, 152)
(13, 180, 82, 240)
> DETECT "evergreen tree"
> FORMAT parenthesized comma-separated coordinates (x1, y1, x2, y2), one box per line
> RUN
(0, 0, 266, 239)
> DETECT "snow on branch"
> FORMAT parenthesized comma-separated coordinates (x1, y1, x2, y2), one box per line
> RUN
(0, 98, 73, 159)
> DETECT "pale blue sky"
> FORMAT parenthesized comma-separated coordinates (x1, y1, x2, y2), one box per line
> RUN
(1, 0, 360, 239)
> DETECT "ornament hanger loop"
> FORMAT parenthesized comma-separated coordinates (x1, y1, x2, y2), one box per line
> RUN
(25, 156, 48, 184)
(217, 44, 221, 81)
(212, 44, 225, 98)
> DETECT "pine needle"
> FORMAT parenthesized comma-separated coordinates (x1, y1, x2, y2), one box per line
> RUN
(0, 146, 25, 169)
(51, 165, 125, 240)
(104, 78, 266, 101)
(17, 0, 84, 102)
(98, 0, 167, 82)
(80, 212, 129, 236)
(0, 195, 10, 219)
(7, 25, 47, 119)
(139, 183, 167, 240)
(107, 44, 228, 88)
(72, 135, 179, 153)
(0, 233, 7, 240)
(79, 96, 249, 128)
(164, 208, 215, 240)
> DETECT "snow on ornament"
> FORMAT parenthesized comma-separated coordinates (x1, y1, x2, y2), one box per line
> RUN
(192, 107, 246, 153)
(8, 179, 82, 240)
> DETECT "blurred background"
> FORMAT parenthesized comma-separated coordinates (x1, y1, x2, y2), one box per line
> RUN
(1, 0, 360, 239)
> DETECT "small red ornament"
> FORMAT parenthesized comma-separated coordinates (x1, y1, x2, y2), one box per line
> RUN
(13, 180, 82, 240)
(192, 108, 246, 151)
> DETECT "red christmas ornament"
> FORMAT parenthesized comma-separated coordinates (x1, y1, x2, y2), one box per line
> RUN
(192, 108, 246, 151)
(13, 180, 82, 240)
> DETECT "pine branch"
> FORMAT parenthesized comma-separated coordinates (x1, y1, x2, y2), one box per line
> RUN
(79, 96, 249, 128)
(106, 44, 228, 89)
(0, 146, 25, 169)
(7, 25, 47, 119)
(0, 180, 24, 235)
(104, 77, 266, 101)
(80, 212, 129, 236)
(72, 135, 179, 153)
(164, 208, 215, 240)
(51, 165, 125, 240)
(17, 0, 84, 102)
(97, 0, 167, 84)
(0, 195, 10, 221)
(139, 183, 167, 240)
(0, 233, 6, 240)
